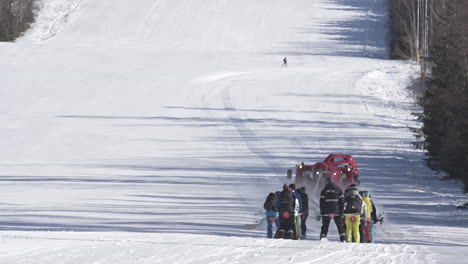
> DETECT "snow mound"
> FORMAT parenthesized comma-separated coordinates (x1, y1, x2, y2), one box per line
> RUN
(357, 63, 419, 120)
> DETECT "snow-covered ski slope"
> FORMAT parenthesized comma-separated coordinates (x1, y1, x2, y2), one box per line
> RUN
(0, 0, 467, 263)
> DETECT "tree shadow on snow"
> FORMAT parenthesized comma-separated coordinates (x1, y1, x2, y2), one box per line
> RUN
(2, 97, 467, 245)
(270, 0, 389, 59)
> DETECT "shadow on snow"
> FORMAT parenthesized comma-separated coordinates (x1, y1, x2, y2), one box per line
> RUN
(270, 0, 389, 59)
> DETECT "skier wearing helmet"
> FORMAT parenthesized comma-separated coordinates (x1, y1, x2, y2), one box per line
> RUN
(319, 177, 346, 242)
(369, 192, 378, 243)
(360, 190, 373, 242)
(359, 195, 368, 243)
(343, 185, 363, 243)
(297, 186, 309, 238)
(275, 184, 297, 239)
(289, 184, 303, 239)
(263, 192, 279, 238)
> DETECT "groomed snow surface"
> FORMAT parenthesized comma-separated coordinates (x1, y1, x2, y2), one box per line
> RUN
(1, 0, 467, 263)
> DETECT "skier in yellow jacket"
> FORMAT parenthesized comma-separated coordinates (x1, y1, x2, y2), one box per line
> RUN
(360, 191, 373, 242)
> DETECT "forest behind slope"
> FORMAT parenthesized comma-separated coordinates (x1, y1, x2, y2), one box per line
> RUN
(389, 0, 468, 193)
(0, 0, 36, 41)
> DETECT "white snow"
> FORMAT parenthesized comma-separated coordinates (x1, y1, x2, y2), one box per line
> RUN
(0, 0, 467, 263)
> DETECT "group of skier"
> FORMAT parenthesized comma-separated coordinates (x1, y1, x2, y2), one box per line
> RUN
(264, 177, 381, 242)
(263, 183, 308, 239)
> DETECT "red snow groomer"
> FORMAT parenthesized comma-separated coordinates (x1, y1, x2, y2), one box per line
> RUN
(287, 154, 360, 195)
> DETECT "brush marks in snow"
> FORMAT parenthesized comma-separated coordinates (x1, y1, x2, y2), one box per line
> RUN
(192, 70, 287, 177)
(20, 0, 84, 42)
(221, 75, 287, 177)
(0, 232, 440, 264)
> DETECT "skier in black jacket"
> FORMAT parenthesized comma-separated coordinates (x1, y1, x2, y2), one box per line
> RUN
(319, 177, 346, 242)
(297, 186, 309, 237)
(275, 184, 296, 239)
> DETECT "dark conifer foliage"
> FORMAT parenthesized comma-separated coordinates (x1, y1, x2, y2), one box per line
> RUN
(0, 0, 36, 41)
(389, 0, 468, 192)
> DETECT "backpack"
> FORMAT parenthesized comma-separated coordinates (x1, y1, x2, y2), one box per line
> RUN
(344, 190, 362, 214)
(277, 190, 294, 213)
(263, 192, 277, 211)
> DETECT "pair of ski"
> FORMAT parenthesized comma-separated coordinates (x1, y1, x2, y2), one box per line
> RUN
(315, 213, 341, 221)
(315, 213, 384, 223)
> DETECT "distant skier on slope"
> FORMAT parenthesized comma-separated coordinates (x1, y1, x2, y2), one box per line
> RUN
(319, 177, 346, 242)
(282, 57, 288, 67)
